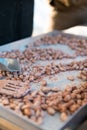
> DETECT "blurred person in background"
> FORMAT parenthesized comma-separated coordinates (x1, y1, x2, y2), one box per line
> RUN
(47, 0, 87, 31)
(0, 0, 34, 45)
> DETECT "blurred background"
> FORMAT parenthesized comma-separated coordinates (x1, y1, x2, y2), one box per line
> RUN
(33, 0, 50, 36)
(33, 0, 87, 36)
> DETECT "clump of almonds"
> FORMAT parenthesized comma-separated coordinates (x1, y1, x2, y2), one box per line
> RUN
(79, 70, 87, 81)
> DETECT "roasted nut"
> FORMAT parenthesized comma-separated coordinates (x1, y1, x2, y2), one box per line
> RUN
(67, 76, 74, 81)
(41, 87, 51, 93)
(10, 103, 16, 110)
(76, 94, 81, 99)
(60, 112, 68, 121)
(23, 108, 31, 116)
(77, 100, 82, 105)
(64, 95, 71, 102)
(33, 100, 41, 108)
(21, 104, 30, 110)
(35, 109, 41, 117)
(2, 99, 9, 106)
(69, 104, 78, 113)
(41, 80, 47, 86)
(41, 104, 48, 110)
(47, 107, 56, 115)
(51, 87, 59, 92)
(36, 117, 43, 125)
(31, 90, 38, 98)
(58, 104, 67, 112)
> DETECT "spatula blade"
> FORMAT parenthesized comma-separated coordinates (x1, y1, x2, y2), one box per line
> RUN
(0, 58, 20, 72)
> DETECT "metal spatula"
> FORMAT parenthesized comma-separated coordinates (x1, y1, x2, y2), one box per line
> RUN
(0, 80, 30, 98)
(0, 58, 20, 72)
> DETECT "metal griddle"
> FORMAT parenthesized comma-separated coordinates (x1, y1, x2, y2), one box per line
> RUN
(0, 31, 87, 130)
(61, 104, 87, 130)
